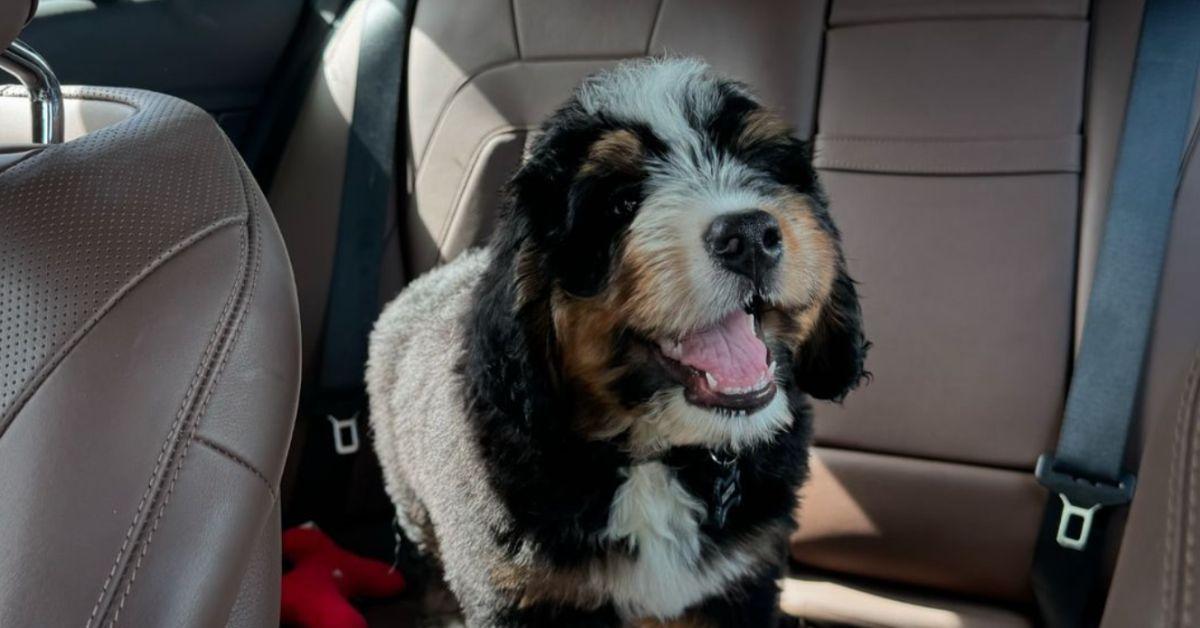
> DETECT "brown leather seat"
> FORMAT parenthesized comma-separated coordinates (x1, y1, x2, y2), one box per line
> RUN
(268, 0, 1200, 625)
(0, 3, 301, 626)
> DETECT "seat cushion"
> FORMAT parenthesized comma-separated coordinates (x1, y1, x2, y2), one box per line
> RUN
(780, 575, 1030, 628)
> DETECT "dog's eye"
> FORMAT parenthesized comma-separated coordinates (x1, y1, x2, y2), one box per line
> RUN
(615, 199, 638, 215)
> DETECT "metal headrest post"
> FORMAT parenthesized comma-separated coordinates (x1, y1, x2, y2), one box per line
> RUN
(0, 39, 62, 144)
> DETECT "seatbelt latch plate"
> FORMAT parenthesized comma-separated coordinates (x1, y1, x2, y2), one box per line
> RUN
(1054, 495, 1099, 551)
(327, 413, 361, 455)
(1035, 454, 1135, 551)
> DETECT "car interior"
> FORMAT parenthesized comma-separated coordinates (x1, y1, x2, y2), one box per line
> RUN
(0, 0, 1198, 626)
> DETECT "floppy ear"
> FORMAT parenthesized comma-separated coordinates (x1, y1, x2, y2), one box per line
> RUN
(792, 267, 870, 402)
(462, 209, 556, 423)
(504, 124, 618, 297)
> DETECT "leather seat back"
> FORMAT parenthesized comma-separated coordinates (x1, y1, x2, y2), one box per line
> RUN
(795, 1, 1091, 601)
(403, 0, 827, 278)
(0, 10, 301, 624)
(798, 2, 1200, 616)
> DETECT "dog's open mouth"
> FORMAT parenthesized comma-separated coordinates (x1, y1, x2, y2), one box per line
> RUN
(652, 304, 777, 413)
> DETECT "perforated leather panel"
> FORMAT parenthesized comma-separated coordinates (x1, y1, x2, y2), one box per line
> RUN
(0, 86, 245, 431)
(0, 86, 299, 627)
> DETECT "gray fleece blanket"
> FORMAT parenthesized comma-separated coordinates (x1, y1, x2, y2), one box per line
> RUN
(366, 249, 512, 621)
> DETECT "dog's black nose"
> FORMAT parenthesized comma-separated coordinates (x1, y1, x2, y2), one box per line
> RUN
(705, 210, 783, 283)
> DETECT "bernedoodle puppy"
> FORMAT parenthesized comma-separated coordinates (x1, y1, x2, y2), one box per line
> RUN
(367, 58, 868, 627)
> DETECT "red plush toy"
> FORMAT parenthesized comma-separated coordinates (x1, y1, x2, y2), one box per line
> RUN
(280, 525, 407, 628)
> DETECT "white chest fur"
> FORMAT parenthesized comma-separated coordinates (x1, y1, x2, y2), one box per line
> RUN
(593, 462, 758, 620)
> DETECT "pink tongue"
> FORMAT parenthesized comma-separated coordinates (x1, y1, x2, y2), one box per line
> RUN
(677, 310, 768, 388)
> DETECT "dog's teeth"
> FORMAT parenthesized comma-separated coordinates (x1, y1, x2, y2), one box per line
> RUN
(705, 372, 719, 389)
(768, 360, 777, 379)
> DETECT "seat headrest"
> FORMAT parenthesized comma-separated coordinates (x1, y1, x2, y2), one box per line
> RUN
(0, 0, 36, 52)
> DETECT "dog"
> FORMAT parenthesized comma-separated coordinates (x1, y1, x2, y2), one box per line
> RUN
(367, 58, 868, 627)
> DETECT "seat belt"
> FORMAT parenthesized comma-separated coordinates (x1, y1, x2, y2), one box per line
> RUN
(290, 0, 410, 532)
(1032, 0, 1200, 625)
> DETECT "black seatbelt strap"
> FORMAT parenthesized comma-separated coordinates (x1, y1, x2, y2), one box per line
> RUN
(317, 0, 407, 406)
(1033, 0, 1200, 625)
(293, 0, 410, 530)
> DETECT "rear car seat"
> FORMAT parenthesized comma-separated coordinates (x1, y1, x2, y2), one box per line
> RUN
(267, 0, 1200, 624)
(0, 2, 302, 625)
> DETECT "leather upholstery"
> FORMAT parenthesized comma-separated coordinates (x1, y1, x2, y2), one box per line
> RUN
(0, 93, 135, 143)
(225, 501, 283, 628)
(0, 0, 35, 52)
(0, 86, 300, 626)
(780, 575, 1030, 628)
(798, 448, 1045, 603)
(404, 0, 826, 277)
(793, 1, 1093, 604)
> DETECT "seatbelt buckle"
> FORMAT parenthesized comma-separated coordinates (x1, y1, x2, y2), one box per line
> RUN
(326, 413, 361, 455)
(1035, 454, 1135, 551)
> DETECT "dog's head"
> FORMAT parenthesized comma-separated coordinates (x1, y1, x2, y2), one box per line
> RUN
(468, 59, 867, 456)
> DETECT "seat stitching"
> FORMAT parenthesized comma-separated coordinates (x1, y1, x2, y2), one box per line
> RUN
(413, 54, 640, 175)
(813, 136, 1083, 174)
(1, 216, 246, 442)
(817, 134, 1081, 144)
(0, 88, 149, 179)
(0, 87, 237, 442)
(1163, 349, 1200, 624)
(0, 86, 144, 116)
(1175, 350, 1200, 622)
(825, 15, 1088, 30)
(815, 161, 1081, 175)
(82, 215, 248, 628)
(193, 435, 278, 501)
(105, 145, 265, 628)
(509, 0, 523, 59)
(0, 88, 150, 182)
(430, 125, 528, 268)
(1161, 360, 1186, 623)
(107, 216, 250, 626)
(1182, 350, 1200, 625)
(1176, 117, 1200, 627)
(646, 0, 667, 54)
